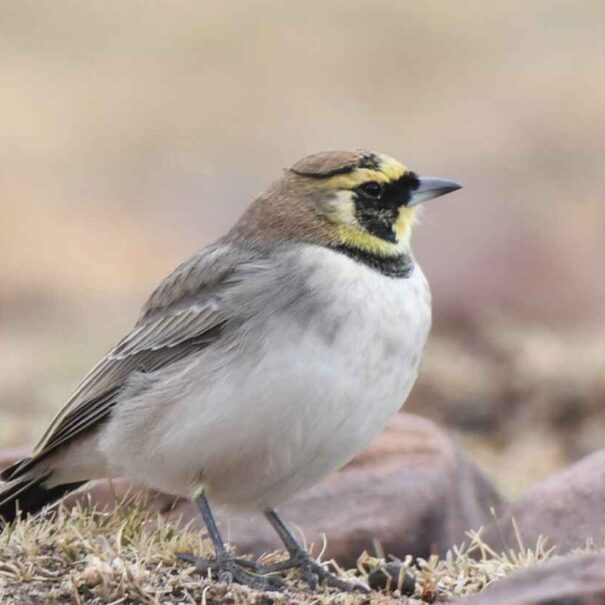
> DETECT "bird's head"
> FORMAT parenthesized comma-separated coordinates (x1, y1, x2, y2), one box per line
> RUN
(231, 150, 461, 260)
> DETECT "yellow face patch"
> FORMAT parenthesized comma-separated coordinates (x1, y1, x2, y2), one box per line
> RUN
(318, 153, 415, 255)
(375, 153, 409, 181)
(334, 205, 417, 256)
(323, 154, 408, 190)
(393, 205, 418, 243)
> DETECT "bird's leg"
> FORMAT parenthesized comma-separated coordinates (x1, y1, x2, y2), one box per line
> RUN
(178, 493, 284, 590)
(263, 509, 369, 593)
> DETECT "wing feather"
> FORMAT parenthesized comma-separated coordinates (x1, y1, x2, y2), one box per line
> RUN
(27, 242, 256, 469)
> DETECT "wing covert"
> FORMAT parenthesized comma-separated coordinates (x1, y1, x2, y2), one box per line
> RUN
(30, 241, 257, 462)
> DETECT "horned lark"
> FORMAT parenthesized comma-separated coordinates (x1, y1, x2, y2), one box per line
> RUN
(0, 150, 460, 591)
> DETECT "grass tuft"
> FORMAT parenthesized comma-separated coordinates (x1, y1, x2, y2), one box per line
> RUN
(0, 499, 575, 604)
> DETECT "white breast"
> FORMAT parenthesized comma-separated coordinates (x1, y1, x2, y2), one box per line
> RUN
(102, 246, 432, 509)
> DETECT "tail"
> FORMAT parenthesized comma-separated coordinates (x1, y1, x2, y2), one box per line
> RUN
(0, 459, 85, 527)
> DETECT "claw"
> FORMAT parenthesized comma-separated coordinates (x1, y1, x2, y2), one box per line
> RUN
(219, 571, 233, 583)
(178, 553, 286, 591)
(265, 551, 369, 593)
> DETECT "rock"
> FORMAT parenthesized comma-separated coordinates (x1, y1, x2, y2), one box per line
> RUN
(453, 552, 605, 605)
(1, 414, 502, 568)
(483, 450, 605, 555)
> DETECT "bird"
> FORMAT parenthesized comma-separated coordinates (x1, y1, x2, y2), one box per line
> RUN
(0, 150, 460, 591)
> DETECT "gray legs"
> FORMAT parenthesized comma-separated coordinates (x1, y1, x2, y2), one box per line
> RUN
(196, 492, 228, 558)
(263, 508, 369, 593)
(178, 492, 284, 590)
(180, 495, 367, 592)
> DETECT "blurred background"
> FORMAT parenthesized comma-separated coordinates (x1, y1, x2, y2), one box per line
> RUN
(1, 0, 604, 498)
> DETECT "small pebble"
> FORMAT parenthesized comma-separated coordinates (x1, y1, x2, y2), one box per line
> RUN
(368, 563, 415, 595)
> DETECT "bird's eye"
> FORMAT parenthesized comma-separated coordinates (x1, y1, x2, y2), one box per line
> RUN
(358, 181, 383, 199)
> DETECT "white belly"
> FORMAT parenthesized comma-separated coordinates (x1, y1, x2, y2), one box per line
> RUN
(101, 247, 431, 509)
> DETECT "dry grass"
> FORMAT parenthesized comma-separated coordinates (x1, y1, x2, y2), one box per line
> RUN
(0, 499, 561, 605)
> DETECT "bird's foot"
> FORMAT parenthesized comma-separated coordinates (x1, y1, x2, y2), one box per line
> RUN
(264, 550, 369, 593)
(178, 553, 285, 591)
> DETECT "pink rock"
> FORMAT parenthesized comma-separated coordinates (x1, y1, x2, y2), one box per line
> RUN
(483, 449, 605, 555)
(453, 552, 605, 605)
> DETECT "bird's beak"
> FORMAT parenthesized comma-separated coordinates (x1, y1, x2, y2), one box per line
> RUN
(408, 177, 462, 206)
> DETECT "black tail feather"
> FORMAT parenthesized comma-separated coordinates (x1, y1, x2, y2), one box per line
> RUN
(0, 475, 85, 527)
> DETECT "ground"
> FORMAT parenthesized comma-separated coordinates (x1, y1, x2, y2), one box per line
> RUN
(0, 498, 559, 605)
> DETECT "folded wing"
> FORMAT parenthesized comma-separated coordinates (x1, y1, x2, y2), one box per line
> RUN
(3, 242, 262, 482)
